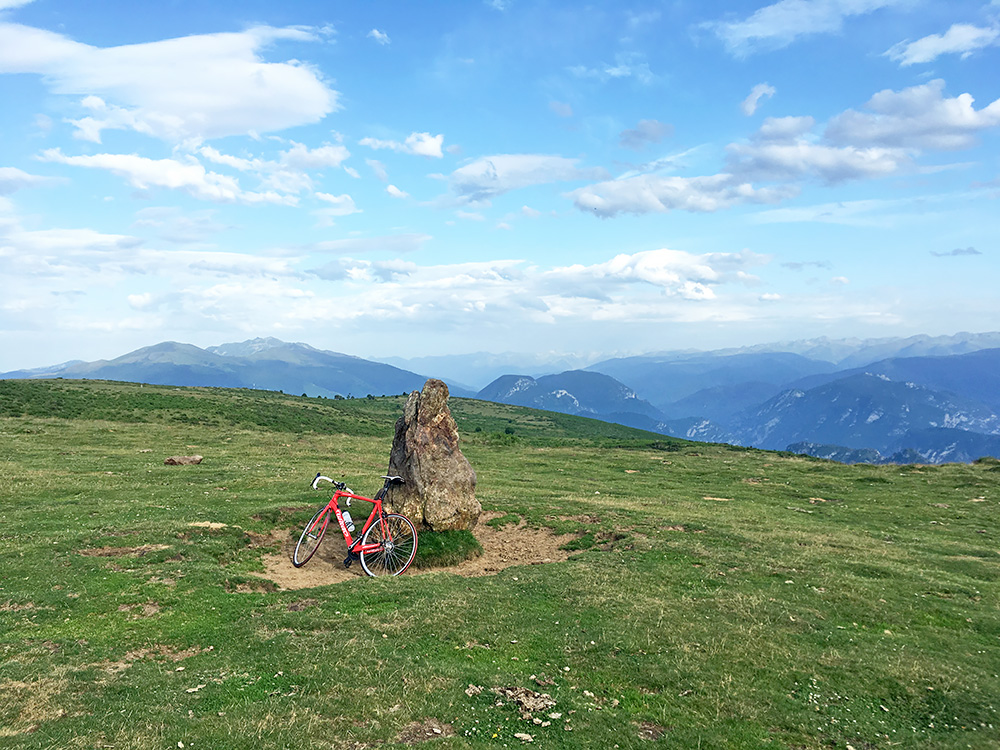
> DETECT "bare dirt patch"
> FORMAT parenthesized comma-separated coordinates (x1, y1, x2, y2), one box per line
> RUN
(76, 544, 169, 557)
(117, 602, 160, 619)
(0, 677, 69, 738)
(188, 521, 229, 530)
(252, 512, 578, 590)
(636, 720, 670, 740)
(396, 719, 456, 744)
(95, 644, 213, 677)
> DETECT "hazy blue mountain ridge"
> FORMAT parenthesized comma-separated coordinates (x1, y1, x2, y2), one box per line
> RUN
(477, 370, 664, 421)
(782, 348, 1000, 413)
(587, 352, 837, 411)
(640, 331, 1000, 368)
(658, 381, 787, 421)
(5, 333, 1000, 464)
(729, 372, 1000, 453)
(377, 351, 596, 391)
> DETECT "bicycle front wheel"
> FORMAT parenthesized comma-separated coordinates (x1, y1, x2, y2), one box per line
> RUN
(359, 513, 418, 577)
(292, 505, 331, 567)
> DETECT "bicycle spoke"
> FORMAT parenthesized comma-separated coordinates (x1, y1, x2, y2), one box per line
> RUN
(359, 514, 417, 576)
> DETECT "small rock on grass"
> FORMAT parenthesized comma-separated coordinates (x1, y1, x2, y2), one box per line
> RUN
(164, 455, 203, 466)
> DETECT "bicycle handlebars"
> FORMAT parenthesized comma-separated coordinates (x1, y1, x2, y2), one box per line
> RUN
(313, 472, 403, 489)
(311, 473, 350, 493)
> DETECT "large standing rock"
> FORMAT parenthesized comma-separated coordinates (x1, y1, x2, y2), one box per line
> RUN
(387, 379, 480, 531)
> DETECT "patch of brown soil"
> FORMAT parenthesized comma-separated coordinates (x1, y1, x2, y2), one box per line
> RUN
(116, 602, 160, 619)
(77, 544, 169, 557)
(252, 512, 578, 590)
(95, 644, 212, 677)
(396, 719, 455, 744)
(245, 529, 286, 548)
(0, 677, 68, 738)
(226, 579, 277, 594)
(636, 720, 670, 740)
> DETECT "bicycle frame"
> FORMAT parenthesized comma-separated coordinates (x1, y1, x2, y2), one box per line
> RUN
(326, 488, 388, 555)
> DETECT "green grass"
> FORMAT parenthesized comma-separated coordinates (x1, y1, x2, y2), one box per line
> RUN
(412, 530, 484, 569)
(1, 379, 998, 748)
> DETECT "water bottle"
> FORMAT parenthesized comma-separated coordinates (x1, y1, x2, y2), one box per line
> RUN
(342, 511, 355, 533)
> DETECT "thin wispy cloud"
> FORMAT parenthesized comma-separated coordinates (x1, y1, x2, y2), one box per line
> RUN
(360, 132, 445, 157)
(706, 0, 906, 56)
(742, 83, 776, 116)
(39, 148, 298, 205)
(886, 23, 999, 66)
(619, 119, 672, 150)
(451, 155, 609, 202)
(0, 166, 49, 193)
(931, 246, 982, 257)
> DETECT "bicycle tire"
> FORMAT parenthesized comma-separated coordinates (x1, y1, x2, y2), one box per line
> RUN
(359, 513, 418, 577)
(292, 505, 331, 567)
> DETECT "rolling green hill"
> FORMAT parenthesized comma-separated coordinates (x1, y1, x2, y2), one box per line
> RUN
(1, 380, 997, 749)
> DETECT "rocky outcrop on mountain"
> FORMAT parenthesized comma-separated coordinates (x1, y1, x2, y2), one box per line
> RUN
(387, 379, 480, 531)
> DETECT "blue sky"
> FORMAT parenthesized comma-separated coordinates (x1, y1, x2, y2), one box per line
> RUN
(1, 0, 999, 371)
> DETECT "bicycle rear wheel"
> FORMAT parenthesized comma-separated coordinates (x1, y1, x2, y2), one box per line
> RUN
(359, 513, 417, 577)
(293, 505, 331, 567)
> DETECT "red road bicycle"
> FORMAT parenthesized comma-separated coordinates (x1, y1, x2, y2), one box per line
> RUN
(292, 473, 418, 576)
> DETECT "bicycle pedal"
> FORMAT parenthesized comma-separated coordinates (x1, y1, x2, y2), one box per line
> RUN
(343, 555, 353, 568)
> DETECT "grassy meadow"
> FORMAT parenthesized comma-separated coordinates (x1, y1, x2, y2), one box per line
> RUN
(1, 379, 998, 749)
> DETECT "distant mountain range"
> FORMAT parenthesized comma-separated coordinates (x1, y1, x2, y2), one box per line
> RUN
(5, 332, 1000, 465)
(0, 338, 449, 400)
(470, 334, 1000, 465)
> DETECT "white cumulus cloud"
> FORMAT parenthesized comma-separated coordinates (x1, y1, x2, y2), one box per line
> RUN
(569, 173, 792, 217)
(0, 22, 338, 143)
(726, 139, 911, 184)
(826, 79, 1000, 150)
(315, 193, 360, 215)
(547, 248, 724, 300)
(195, 141, 351, 197)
